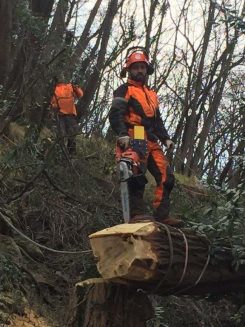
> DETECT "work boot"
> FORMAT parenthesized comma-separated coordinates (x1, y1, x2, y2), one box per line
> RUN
(155, 216, 184, 228)
(130, 214, 154, 223)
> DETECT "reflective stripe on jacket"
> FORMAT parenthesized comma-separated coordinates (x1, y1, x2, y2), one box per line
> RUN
(109, 79, 169, 142)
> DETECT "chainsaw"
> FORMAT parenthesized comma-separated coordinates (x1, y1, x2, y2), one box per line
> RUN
(117, 126, 148, 223)
(117, 158, 133, 223)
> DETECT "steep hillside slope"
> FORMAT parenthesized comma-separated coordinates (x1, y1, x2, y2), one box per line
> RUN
(0, 135, 244, 327)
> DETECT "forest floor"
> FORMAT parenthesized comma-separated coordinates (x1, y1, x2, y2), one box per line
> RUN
(0, 133, 244, 327)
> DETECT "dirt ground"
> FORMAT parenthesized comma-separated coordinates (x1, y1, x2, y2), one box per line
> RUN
(8, 309, 53, 327)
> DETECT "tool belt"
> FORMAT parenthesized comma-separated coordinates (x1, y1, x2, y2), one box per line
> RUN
(128, 126, 148, 186)
(126, 120, 159, 142)
(129, 126, 148, 158)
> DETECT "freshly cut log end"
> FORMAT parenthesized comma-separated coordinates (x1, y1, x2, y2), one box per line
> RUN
(89, 222, 158, 280)
(89, 222, 209, 283)
(89, 222, 245, 295)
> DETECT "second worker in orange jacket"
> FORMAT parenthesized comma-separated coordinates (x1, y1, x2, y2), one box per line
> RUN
(51, 77, 83, 155)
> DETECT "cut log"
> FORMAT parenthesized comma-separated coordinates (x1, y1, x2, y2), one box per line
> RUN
(75, 278, 154, 327)
(89, 222, 245, 295)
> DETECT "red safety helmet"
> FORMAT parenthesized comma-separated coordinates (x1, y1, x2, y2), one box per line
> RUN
(125, 52, 149, 68)
(120, 47, 154, 78)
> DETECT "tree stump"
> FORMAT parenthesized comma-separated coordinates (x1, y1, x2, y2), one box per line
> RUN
(76, 278, 154, 327)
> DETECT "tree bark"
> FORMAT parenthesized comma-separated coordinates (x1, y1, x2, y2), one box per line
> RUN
(81, 0, 118, 114)
(89, 222, 245, 296)
(76, 278, 154, 327)
(31, 0, 55, 19)
(0, 0, 17, 84)
(71, 0, 103, 63)
(176, 1, 215, 174)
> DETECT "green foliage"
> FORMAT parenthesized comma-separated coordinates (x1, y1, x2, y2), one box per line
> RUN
(231, 304, 245, 326)
(15, 1, 47, 41)
(188, 182, 245, 269)
(212, 1, 245, 33)
(146, 295, 242, 327)
(0, 255, 22, 292)
(1, 131, 245, 326)
(128, 16, 136, 41)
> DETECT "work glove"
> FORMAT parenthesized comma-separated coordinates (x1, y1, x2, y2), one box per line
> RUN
(117, 135, 130, 150)
(165, 139, 175, 152)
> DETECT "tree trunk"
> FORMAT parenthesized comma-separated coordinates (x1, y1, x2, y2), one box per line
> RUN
(31, 0, 55, 19)
(0, 0, 16, 84)
(81, 0, 118, 113)
(89, 222, 245, 296)
(76, 278, 154, 327)
(71, 0, 103, 63)
(175, 2, 215, 174)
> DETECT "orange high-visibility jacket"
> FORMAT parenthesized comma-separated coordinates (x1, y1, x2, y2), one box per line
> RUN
(51, 83, 83, 116)
(109, 79, 170, 143)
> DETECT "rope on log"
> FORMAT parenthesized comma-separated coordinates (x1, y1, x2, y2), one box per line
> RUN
(88, 221, 238, 296)
(153, 223, 211, 295)
(152, 223, 174, 293)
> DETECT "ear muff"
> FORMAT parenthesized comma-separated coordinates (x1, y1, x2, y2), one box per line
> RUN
(133, 49, 154, 75)
(120, 67, 127, 78)
(147, 62, 154, 75)
(141, 50, 154, 75)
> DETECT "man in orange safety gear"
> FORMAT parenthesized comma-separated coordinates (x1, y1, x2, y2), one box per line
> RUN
(51, 76, 83, 155)
(109, 48, 182, 226)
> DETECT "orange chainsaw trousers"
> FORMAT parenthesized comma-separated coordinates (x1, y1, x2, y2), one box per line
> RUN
(117, 140, 175, 220)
